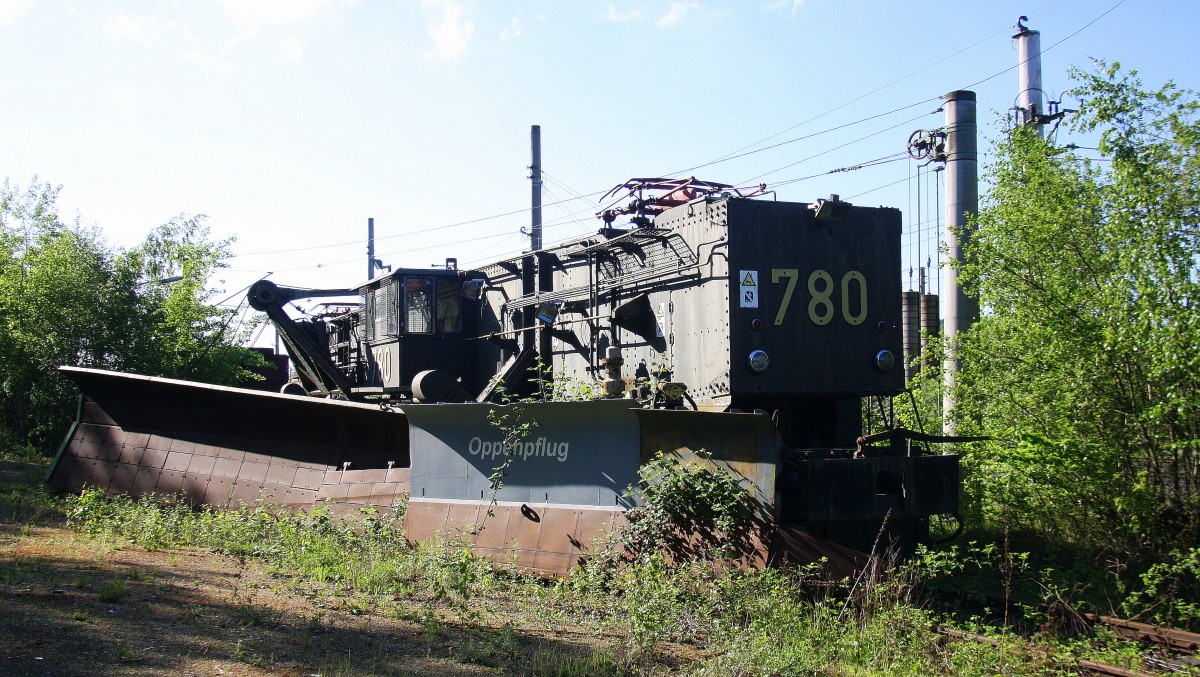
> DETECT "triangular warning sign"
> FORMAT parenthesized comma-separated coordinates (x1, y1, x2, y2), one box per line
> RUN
(741, 272, 756, 286)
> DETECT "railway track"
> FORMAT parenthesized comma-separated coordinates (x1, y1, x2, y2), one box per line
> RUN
(934, 588, 1200, 675)
(942, 628, 1159, 676)
(1085, 614, 1200, 656)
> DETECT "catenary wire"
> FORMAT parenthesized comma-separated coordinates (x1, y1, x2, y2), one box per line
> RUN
(232, 2, 1125, 271)
(738, 113, 933, 184)
(679, 0, 1091, 172)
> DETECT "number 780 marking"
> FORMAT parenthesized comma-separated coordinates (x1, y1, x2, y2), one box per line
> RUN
(770, 268, 869, 326)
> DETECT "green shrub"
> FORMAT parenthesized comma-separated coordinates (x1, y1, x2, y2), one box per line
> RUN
(620, 450, 758, 564)
(97, 579, 126, 602)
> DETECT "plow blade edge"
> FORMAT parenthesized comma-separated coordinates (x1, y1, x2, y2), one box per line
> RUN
(49, 367, 410, 511)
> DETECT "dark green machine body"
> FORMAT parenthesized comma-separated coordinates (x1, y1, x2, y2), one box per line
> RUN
(53, 187, 959, 563)
(463, 194, 955, 554)
(278, 193, 957, 555)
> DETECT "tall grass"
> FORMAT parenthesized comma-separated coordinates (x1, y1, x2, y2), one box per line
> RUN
(66, 488, 491, 612)
(62, 486, 1157, 675)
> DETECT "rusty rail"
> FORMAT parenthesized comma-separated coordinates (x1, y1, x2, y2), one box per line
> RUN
(940, 628, 1155, 677)
(1086, 614, 1200, 656)
(936, 586, 1200, 657)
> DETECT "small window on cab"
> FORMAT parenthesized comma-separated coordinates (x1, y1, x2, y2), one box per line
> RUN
(404, 276, 435, 334)
(436, 278, 462, 333)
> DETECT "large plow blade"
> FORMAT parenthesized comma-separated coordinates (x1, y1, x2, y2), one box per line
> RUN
(47, 366, 939, 577)
(49, 367, 410, 511)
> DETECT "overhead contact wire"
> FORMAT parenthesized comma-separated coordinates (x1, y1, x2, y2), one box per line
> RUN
(236, 2, 1126, 269)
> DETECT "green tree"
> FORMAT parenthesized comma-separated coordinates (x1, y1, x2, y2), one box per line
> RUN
(955, 61, 1200, 557)
(116, 215, 258, 383)
(0, 178, 262, 452)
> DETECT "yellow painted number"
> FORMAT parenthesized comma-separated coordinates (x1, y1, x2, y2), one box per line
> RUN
(770, 268, 870, 326)
(770, 269, 798, 326)
(807, 270, 835, 325)
(841, 270, 868, 325)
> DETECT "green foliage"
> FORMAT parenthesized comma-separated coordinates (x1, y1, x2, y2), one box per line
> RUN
(956, 61, 1200, 557)
(97, 579, 127, 603)
(64, 487, 493, 616)
(55, 484, 1173, 675)
(482, 398, 534, 520)
(0, 462, 61, 524)
(1123, 546, 1200, 629)
(532, 358, 608, 402)
(0, 178, 264, 451)
(619, 450, 759, 564)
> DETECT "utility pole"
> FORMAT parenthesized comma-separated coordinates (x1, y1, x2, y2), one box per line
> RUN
(941, 90, 979, 435)
(530, 125, 543, 252)
(367, 217, 375, 281)
(520, 126, 544, 354)
(530, 125, 554, 362)
(1014, 16, 1045, 136)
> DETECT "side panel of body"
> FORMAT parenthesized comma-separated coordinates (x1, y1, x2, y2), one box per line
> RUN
(536, 203, 733, 407)
(403, 399, 641, 571)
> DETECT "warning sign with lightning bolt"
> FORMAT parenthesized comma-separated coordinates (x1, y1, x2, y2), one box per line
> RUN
(739, 270, 758, 308)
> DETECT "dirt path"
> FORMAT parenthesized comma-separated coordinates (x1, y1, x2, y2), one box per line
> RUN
(0, 462, 631, 676)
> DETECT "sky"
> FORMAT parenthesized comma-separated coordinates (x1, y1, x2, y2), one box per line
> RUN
(2, 0, 1196, 343)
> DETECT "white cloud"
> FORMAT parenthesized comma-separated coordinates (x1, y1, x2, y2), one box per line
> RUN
(499, 16, 522, 41)
(215, 0, 334, 31)
(0, 0, 33, 28)
(276, 34, 305, 61)
(605, 4, 642, 23)
(657, 2, 694, 27)
(764, 0, 804, 16)
(656, 2, 727, 27)
(99, 0, 356, 69)
(185, 47, 223, 73)
(421, 0, 473, 61)
(104, 12, 166, 49)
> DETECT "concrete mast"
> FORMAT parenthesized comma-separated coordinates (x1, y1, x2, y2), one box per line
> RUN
(941, 90, 978, 435)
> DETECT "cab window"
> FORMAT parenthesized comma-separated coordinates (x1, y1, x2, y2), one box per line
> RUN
(404, 277, 434, 334)
(436, 279, 462, 333)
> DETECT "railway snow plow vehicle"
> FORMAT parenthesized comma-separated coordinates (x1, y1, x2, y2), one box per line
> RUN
(49, 179, 960, 574)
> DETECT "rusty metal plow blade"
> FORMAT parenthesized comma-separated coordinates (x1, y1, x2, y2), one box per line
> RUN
(49, 367, 411, 511)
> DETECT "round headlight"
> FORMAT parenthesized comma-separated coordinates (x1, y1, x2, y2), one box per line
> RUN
(874, 349, 895, 372)
(747, 349, 770, 373)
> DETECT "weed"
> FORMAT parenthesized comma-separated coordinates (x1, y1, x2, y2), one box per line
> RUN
(517, 644, 619, 677)
(318, 651, 357, 677)
(98, 579, 126, 602)
(233, 639, 265, 667)
(236, 601, 281, 627)
(0, 446, 48, 463)
(115, 641, 134, 662)
(0, 468, 63, 524)
(422, 605, 441, 644)
(455, 634, 499, 667)
(1123, 546, 1200, 630)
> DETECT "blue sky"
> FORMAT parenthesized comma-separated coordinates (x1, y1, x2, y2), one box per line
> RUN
(2, 0, 1195, 334)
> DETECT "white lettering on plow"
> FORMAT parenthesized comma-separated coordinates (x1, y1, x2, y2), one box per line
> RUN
(467, 436, 568, 462)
